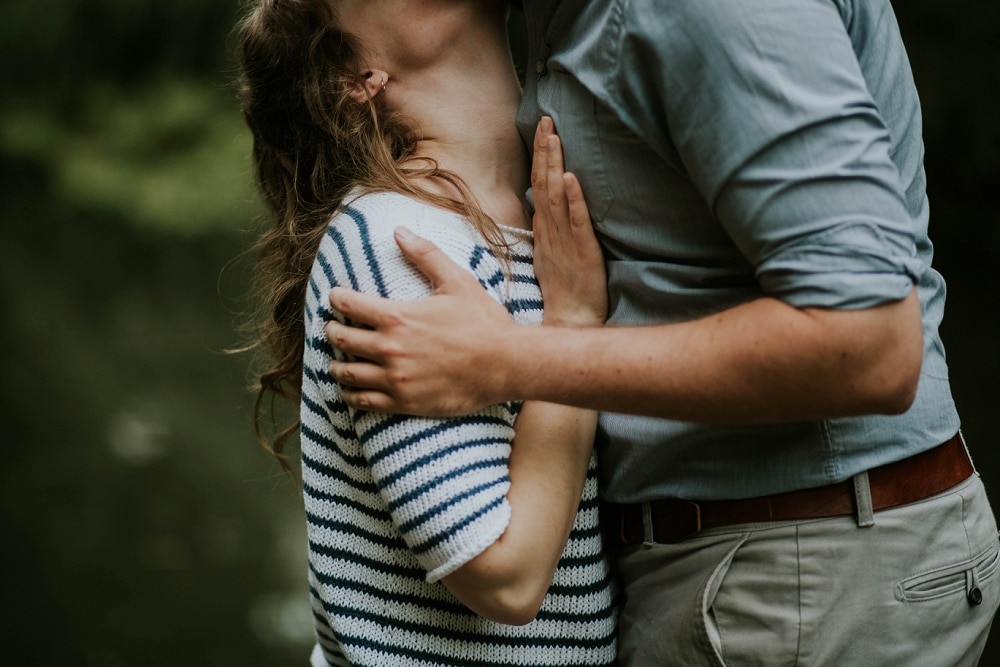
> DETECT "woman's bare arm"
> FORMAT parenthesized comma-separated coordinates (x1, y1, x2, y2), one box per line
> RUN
(437, 122, 608, 623)
(441, 401, 596, 624)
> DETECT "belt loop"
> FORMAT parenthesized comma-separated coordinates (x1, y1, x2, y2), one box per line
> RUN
(641, 502, 655, 546)
(853, 471, 875, 528)
(958, 430, 978, 475)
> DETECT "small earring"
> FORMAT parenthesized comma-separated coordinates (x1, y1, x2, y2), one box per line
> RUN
(380, 76, 388, 94)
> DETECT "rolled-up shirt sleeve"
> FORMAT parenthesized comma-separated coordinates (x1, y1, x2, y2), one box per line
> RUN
(617, 0, 923, 308)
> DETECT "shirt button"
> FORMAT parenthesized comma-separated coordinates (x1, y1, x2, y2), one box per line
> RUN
(535, 60, 546, 74)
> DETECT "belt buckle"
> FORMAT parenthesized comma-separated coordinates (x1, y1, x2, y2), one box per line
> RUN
(660, 498, 703, 543)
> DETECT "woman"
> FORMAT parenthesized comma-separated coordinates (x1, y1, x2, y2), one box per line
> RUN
(239, 1, 616, 665)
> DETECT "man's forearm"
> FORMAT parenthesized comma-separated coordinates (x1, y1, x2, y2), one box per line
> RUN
(491, 290, 922, 423)
(326, 228, 923, 421)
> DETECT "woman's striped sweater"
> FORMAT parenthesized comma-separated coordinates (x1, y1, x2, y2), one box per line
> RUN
(301, 191, 617, 666)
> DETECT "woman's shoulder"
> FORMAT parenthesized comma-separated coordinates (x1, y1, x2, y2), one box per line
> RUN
(328, 189, 535, 272)
(333, 189, 475, 244)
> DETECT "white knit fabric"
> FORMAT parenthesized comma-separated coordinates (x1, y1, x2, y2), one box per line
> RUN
(300, 191, 616, 666)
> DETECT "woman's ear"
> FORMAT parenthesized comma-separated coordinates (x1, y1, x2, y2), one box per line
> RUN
(347, 69, 389, 104)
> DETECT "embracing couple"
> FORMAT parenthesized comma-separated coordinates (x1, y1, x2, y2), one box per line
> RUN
(240, 1, 999, 665)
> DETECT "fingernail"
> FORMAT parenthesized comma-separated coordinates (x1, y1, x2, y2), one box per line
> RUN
(541, 116, 553, 133)
(395, 226, 414, 242)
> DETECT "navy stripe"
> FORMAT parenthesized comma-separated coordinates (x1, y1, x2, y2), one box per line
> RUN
(309, 578, 617, 654)
(316, 235, 358, 290)
(301, 393, 354, 441)
(309, 541, 427, 581)
(309, 567, 463, 616)
(309, 584, 615, 664)
(325, 628, 615, 667)
(354, 412, 412, 445)
(386, 456, 507, 512)
(323, 225, 361, 291)
(342, 207, 390, 298)
(379, 436, 509, 489)
(469, 245, 487, 271)
(301, 422, 366, 468)
(301, 452, 377, 496)
(310, 555, 616, 625)
(304, 299, 315, 326)
(398, 476, 508, 534)
(306, 511, 408, 551)
(310, 618, 347, 667)
(534, 602, 617, 625)
(308, 274, 323, 307)
(510, 271, 539, 285)
(485, 269, 505, 288)
(547, 567, 616, 597)
(303, 364, 321, 385)
(411, 494, 506, 555)
(562, 526, 606, 543)
(507, 298, 544, 313)
(556, 549, 608, 570)
(307, 329, 337, 358)
(302, 196, 614, 665)
(362, 415, 510, 465)
(302, 482, 386, 522)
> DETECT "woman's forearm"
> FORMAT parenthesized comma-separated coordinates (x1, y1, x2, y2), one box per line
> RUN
(441, 401, 596, 625)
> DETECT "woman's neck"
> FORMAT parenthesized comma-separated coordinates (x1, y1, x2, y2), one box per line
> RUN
(387, 16, 529, 226)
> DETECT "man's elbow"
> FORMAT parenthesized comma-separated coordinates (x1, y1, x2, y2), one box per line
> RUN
(823, 288, 922, 416)
(868, 353, 921, 415)
(859, 309, 923, 415)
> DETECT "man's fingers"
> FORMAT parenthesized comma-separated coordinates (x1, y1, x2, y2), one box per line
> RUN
(325, 321, 386, 362)
(328, 357, 390, 391)
(394, 227, 473, 293)
(329, 288, 398, 329)
(338, 386, 397, 413)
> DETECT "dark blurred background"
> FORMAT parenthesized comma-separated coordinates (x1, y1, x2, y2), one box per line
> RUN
(0, 2, 996, 665)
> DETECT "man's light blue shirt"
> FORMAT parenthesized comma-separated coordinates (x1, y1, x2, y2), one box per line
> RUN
(516, 0, 960, 502)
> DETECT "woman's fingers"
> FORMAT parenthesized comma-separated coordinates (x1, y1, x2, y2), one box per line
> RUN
(527, 117, 608, 328)
(545, 134, 568, 235)
(531, 118, 554, 231)
(563, 172, 593, 234)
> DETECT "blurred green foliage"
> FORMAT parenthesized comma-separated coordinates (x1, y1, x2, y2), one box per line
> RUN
(1, 82, 257, 235)
(0, 1, 996, 665)
(1, 1, 311, 665)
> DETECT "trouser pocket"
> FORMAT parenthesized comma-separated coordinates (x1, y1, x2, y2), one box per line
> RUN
(895, 538, 1000, 605)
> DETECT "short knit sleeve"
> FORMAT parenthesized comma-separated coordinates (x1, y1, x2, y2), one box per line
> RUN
(606, 0, 922, 308)
(312, 192, 523, 582)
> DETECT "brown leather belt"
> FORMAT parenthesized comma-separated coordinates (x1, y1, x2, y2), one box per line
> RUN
(610, 433, 973, 545)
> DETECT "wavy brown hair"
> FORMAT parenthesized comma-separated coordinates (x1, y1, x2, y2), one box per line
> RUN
(239, 0, 508, 471)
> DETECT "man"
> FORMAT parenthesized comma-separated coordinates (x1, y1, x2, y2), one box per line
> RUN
(324, 0, 999, 663)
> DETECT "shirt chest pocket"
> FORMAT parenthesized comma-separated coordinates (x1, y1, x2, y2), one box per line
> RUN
(525, 69, 616, 225)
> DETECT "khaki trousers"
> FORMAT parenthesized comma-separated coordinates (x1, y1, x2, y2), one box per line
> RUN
(616, 474, 999, 666)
